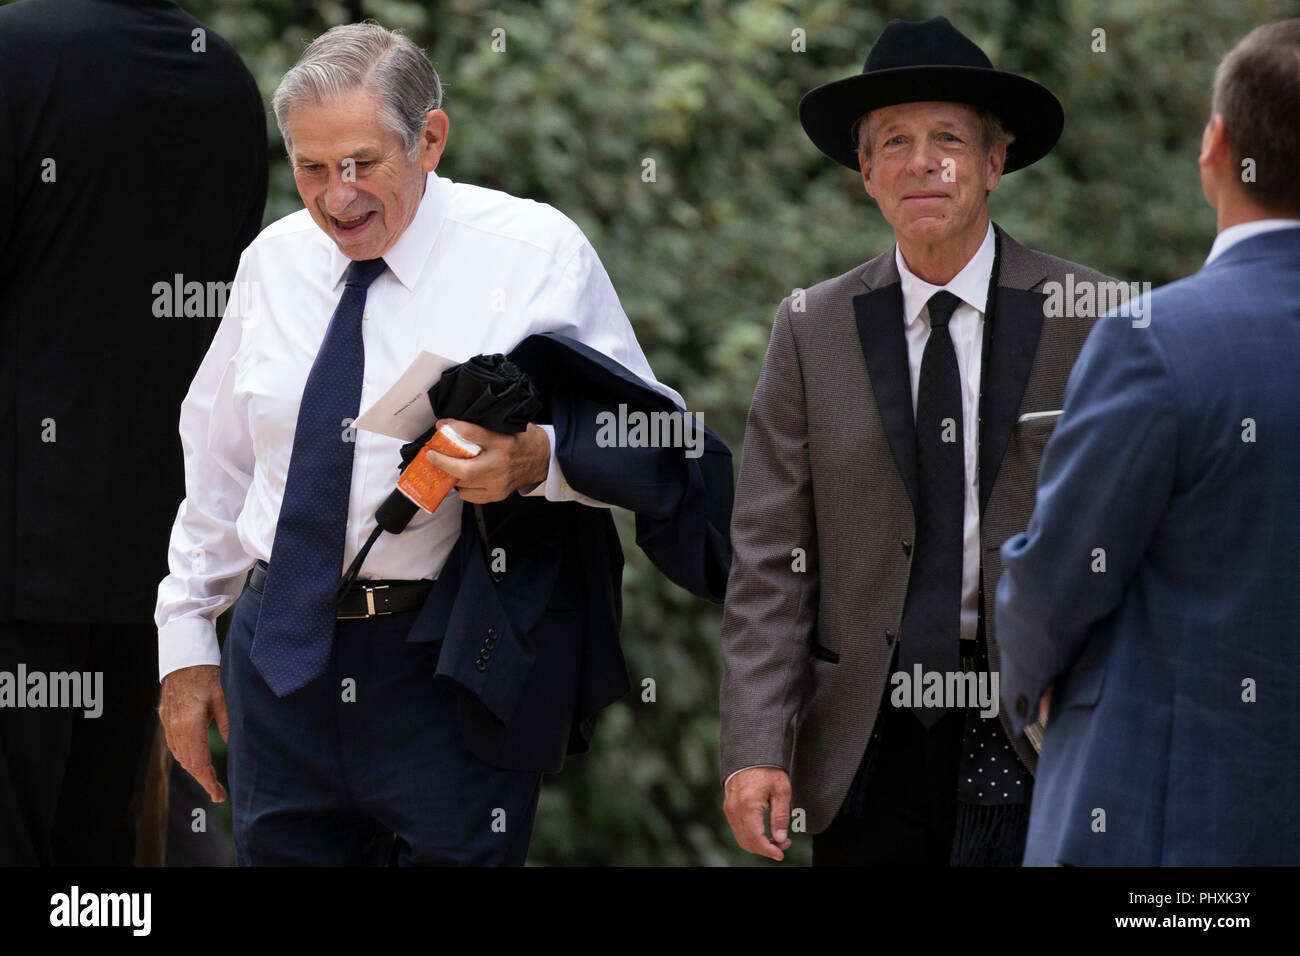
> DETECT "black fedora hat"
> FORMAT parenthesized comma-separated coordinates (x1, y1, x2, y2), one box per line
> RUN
(799, 16, 1063, 173)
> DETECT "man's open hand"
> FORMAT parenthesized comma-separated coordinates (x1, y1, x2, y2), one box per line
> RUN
(724, 766, 794, 861)
(159, 664, 228, 803)
(426, 419, 550, 503)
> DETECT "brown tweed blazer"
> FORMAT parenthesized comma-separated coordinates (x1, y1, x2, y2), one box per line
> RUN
(719, 222, 1109, 834)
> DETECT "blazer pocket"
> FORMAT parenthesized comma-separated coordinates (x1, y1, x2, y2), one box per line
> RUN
(995, 413, 1061, 521)
(809, 638, 840, 664)
(1012, 410, 1060, 451)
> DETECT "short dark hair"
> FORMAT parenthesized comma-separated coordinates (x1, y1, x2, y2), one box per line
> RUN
(1211, 18, 1300, 214)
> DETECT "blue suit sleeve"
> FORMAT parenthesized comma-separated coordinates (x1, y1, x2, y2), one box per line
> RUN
(996, 308, 1178, 734)
(549, 389, 734, 603)
(506, 333, 735, 604)
(632, 425, 733, 603)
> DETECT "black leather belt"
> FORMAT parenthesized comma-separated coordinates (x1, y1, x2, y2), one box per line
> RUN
(246, 560, 432, 620)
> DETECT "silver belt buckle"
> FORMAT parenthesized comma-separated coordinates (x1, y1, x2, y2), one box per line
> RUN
(337, 584, 390, 620)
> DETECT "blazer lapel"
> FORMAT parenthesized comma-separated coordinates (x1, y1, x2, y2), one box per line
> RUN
(979, 225, 1049, 513)
(854, 251, 918, 509)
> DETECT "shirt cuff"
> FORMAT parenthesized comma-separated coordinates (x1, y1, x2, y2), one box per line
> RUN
(158, 617, 222, 683)
(724, 764, 785, 790)
(516, 424, 578, 502)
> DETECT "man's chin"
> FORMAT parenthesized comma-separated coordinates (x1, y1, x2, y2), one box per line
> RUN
(329, 235, 382, 261)
(893, 215, 955, 244)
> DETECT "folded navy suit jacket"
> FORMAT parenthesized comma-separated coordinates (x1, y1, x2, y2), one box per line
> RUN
(406, 332, 734, 772)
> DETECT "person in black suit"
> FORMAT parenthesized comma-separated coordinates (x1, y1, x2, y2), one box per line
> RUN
(0, 0, 267, 865)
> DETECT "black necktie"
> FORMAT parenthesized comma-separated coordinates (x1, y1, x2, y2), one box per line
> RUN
(898, 290, 964, 727)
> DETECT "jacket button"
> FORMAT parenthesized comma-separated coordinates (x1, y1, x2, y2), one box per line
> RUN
(1015, 694, 1028, 717)
(475, 657, 486, 672)
(884, 628, 896, 645)
(901, 538, 912, 556)
(487, 627, 497, 639)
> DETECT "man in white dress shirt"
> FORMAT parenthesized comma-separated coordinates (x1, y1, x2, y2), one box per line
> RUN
(155, 22, 706, 865)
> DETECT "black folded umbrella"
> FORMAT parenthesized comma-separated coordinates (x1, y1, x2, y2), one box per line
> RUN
(329, 354, 542, 603)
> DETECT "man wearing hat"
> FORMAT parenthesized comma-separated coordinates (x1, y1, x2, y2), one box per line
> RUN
(720, 16, 1110, 865)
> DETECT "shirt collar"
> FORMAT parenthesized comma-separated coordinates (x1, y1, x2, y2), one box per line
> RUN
(895, 220, 995, 327)
(1205, 217, 1300, 265)
(328, 170, 449, 291)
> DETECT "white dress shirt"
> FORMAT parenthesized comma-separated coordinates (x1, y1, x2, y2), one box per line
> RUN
(1205, 217, 1300, 264)
(896, 220, 994, 647)
(156, 170, 682, 681)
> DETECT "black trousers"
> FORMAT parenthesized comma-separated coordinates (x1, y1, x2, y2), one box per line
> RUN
(0, 621, 158, 865)
(812, 701, 966, 866)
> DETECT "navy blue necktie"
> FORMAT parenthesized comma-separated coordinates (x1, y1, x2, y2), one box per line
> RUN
(898, 290, 965, 726)
(252, 257, 387, 697)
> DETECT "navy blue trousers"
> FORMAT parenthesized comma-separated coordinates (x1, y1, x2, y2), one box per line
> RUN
(221, 584, 542, 866)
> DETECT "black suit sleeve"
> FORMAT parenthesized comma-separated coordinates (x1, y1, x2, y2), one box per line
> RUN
(0, 74, 15, 265)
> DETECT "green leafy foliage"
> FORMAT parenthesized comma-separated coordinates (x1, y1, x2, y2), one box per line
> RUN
(159, 0, 1299, 863)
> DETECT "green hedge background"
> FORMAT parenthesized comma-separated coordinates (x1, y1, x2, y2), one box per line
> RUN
(198, 0, 1293, 867)
(38, 0, 1300, 864)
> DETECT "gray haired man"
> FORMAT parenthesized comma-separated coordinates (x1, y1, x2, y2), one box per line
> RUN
(155, 23, 689, 865)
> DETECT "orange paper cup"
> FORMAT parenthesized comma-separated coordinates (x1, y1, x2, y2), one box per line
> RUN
(396, 424, 481, 513)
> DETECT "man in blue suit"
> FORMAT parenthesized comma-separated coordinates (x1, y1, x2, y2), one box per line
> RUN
(996, 17, 1300, 866)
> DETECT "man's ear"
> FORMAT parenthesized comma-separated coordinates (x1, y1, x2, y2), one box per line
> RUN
(985, 141, 1007, 193)
(1198, 114, 1231, 169)
(421, 109, 449, 172)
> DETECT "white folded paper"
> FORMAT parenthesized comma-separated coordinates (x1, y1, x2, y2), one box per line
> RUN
(353, 350, 456, 441)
